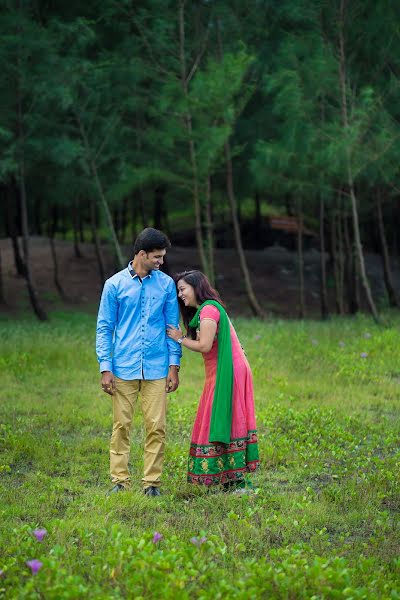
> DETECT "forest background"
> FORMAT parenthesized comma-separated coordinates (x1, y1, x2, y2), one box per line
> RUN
(0, 2, 399, 599)
(0, 0, 400, 600)
(1, 0, 400, 320)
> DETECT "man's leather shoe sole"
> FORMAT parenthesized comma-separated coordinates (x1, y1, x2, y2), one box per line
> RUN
(144, 486, 161, 497)
(107, 483, 127, 495)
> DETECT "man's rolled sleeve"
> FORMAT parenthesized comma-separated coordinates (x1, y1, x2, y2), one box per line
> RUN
(164, 279, 182, 367)
(96, 280, 117, 373)
(99, 359, 113, 373)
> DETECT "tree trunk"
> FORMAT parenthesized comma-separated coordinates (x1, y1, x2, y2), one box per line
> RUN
(135, 113, 148, 230)
(343, 214, 359, 314)
(297, 200, 305, 319)
(49, 236, 67, 301)
(319, 195, 329, 319)
(392, 198, 399, 257)
(72, 197, 83, 258)
(377, 192, 399, 307)
(49, 207, 67, 300)
(11, 236, 25, 277)
(331, 192, 345, 314)
(178, 1, 208, 276)
(76, 114, 125, 269)
(330, 211, 343, 314)
(17, 63, 48, 321)
(338, 0, 379, 322)
(0, 247, 6, 305)
(78, 204, 85, 243)
(204, 176, 215, 286)
(214, 18, 263, 316)
(90, 195, 106, 285)
(338, 207, 345, 313)
(6, 183, 26, 276)
(19, 169, 48, 321)
(225, 140, 265, 318)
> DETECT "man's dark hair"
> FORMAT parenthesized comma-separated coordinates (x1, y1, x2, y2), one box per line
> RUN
(133, 228, 171, 255)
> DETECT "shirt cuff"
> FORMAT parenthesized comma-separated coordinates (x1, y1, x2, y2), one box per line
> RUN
(99, 360, 113, 373)
(169, 356, 181, 367)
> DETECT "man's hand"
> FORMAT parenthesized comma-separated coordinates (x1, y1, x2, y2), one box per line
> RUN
(166, 366, 179, 393)
(101, 371, 115, 395)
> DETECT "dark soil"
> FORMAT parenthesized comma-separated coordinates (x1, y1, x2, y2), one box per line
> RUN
(1, 236, 399, 319)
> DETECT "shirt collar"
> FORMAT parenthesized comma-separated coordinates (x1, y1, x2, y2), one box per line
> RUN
(128, 262, 152, 279)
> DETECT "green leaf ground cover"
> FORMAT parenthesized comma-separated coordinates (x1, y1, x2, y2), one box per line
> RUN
(0, 312, 399, 598)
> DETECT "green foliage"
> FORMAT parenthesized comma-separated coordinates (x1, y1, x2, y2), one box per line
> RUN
(1, 526, 398, 599)
(1, 0, 400, 251)
(0, 313, 399, 598)
(250, 0, 400, 220)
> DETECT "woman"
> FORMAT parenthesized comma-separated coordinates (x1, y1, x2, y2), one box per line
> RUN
(167, 270, 260, 491)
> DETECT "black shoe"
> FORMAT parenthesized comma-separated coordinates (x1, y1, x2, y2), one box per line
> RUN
(222, 479, 246, 493)
(107, 483, 126, 495)
(144, 486, 161, 497)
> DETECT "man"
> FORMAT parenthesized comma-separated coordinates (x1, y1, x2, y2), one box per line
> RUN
(96, 228, 182, 496)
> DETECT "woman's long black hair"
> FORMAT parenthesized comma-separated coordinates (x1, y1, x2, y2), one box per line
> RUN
(174, 270, 226, 339)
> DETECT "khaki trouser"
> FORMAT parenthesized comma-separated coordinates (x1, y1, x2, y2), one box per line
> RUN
(110, 376, 167, 489)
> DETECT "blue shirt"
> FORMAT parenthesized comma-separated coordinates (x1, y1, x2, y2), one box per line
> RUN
(96, 264, 181, 380)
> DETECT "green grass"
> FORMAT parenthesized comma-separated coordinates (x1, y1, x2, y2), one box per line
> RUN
(0, 312, 399, 598)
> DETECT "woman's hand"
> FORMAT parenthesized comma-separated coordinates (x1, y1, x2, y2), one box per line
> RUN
(166, 324, 183, 341)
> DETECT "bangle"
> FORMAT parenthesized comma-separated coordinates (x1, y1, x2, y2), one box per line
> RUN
(177, 335, 186, 344)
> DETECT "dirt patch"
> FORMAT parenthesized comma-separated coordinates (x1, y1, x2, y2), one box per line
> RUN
(0, 237, 399, 319)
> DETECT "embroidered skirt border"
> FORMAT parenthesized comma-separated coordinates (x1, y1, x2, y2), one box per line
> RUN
(187, 430, 260, 486)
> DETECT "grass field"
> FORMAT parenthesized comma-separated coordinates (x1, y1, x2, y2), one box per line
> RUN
(0, 311, 399, 599)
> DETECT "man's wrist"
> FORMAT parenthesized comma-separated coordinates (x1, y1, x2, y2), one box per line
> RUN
(169, 364, 180, 372)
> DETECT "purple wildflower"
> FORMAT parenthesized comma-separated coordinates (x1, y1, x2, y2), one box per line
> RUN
(311, 339, 318, 346)
(364, 333, 372, 339)
(339, 341, 345, 348)
(360, 352, 368, 358)
(152, 532, 163, 544)
(26, 560, 43, 575)
(33, 528, 47, 542)
(254, 335, 262, 341)
(190, 536, 207, 547)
